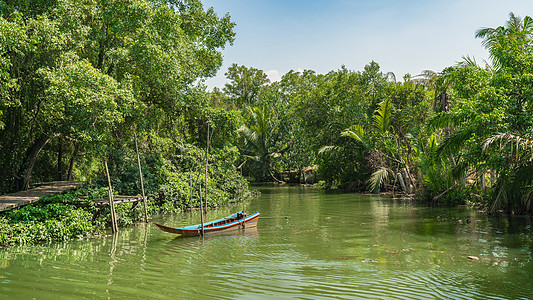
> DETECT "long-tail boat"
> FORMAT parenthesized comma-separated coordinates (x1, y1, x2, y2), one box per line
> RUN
(153, 211, 260, 236)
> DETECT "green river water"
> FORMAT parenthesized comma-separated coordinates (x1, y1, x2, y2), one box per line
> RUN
(1, 186, 532, 299)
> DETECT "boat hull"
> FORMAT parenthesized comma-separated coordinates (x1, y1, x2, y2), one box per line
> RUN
(154, 211, 260, 236)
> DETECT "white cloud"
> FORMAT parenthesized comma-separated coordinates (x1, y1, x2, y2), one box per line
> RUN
(265, 69, 281, 82)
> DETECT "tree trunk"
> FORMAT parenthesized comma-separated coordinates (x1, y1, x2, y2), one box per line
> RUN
(397, 172, 407, 193)
(439, 91, 450, 112)
(57, 138, 63, 181)
(268, 168, 284, 183)
(402, 169, 412, 193)
(20, 134, 56, 190)
(67, 143, 79, 181)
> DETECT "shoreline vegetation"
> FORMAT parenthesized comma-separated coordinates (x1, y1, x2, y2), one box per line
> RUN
(0, 183, 257, 246)
(2, 2, 533, 244)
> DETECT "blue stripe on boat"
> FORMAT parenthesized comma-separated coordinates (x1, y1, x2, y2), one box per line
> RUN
(175, 211, 259, 230)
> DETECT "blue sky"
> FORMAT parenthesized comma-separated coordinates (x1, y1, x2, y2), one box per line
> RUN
(201, 0, 533, 89)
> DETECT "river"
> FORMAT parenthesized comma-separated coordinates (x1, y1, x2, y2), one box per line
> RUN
(1, 186, 532, 299)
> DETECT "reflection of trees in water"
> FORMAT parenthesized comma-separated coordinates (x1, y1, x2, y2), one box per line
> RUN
(370, 198, 390, 232)
(484, 216, 533, 263)
(0, 223, 151, 267)
(0, 190, 531, 299)
(106, 232, 118, 297)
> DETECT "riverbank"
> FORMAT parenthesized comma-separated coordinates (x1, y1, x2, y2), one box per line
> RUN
(0, 184, 256, 246)
(0, 181, 85, 212)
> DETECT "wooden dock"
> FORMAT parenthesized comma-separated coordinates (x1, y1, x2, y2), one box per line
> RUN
(0, 181, 85, 212)
(89, 195, 143, 206)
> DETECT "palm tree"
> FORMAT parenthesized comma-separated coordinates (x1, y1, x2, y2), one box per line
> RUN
(237, 106, 283, 182)
(412, 69, 452, 113)
(482, 133, 533, 213)
(341, 99, 414, 192)
(475, 12, 533, 67)
(425, 13, 533, 208)
(476, 12, 533, 46)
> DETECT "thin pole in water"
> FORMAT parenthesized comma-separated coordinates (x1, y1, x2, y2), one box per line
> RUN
(134, 132, 148, 223)
(189, 173, 193, 218)
(204, 124, 211, 212)
(104, 161, 118, 233)
(198, 184, 205, 236)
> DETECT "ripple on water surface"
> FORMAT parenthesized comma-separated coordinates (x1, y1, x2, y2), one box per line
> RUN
(0, 186, 532, 299)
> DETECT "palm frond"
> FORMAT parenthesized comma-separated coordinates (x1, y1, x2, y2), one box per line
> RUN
(425, 134, 441, 164)
(435, 128, 473, 159)
(506, 12, 522, 33)
(368, 167, 393, 192)
(408, 77, 430, 86)
(482, 133, 511, 152)
(341, 124, 370, 149)
(373, 99, 392, 135)
(428, 111, 473, 130)
(483, 133, 533, 161)
(450, 160, 469, 182)
(238, 125, 264, 154)
(475, 27, 495, 39)
(523, 15, 533, 33)
(318, 145, 339, 155)
(459, 55, 479, 68)
(414, 70, 438, 84)
(326, 121, 348, 131)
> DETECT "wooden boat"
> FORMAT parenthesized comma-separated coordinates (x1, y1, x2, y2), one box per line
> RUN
(153, 211, 260, 236)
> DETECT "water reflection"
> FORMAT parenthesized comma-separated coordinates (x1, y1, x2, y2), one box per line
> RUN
(0, 186, 531, 299)
(106, 232, 118, 298)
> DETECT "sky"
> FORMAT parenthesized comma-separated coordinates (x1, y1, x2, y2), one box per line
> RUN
(201, 0, 533, 89)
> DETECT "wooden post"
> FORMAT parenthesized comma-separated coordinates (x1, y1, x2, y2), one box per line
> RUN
(134, 132, 148, 223)
(104, 161, 118, 233)
(204, 124, 210, 212)
(198, 184, 205, 236)
(189, 173, 193, 218)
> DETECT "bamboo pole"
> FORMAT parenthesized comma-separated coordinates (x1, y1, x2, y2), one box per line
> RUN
(104, 161, 118, 233)
(134, 132, 148, 223)
(189, 173, 193, 218)
(204, 124, 210, 212)
(198, 184, 204, 236)
(189, 171, 203, 213)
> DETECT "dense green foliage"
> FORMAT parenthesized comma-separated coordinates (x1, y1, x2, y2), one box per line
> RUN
(0, 191, 101, 245)
(219, 13, 533, 214)
(0, 0, 251, 216)
(0, 186, 166, 245)
(431, 13, 533, 213)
